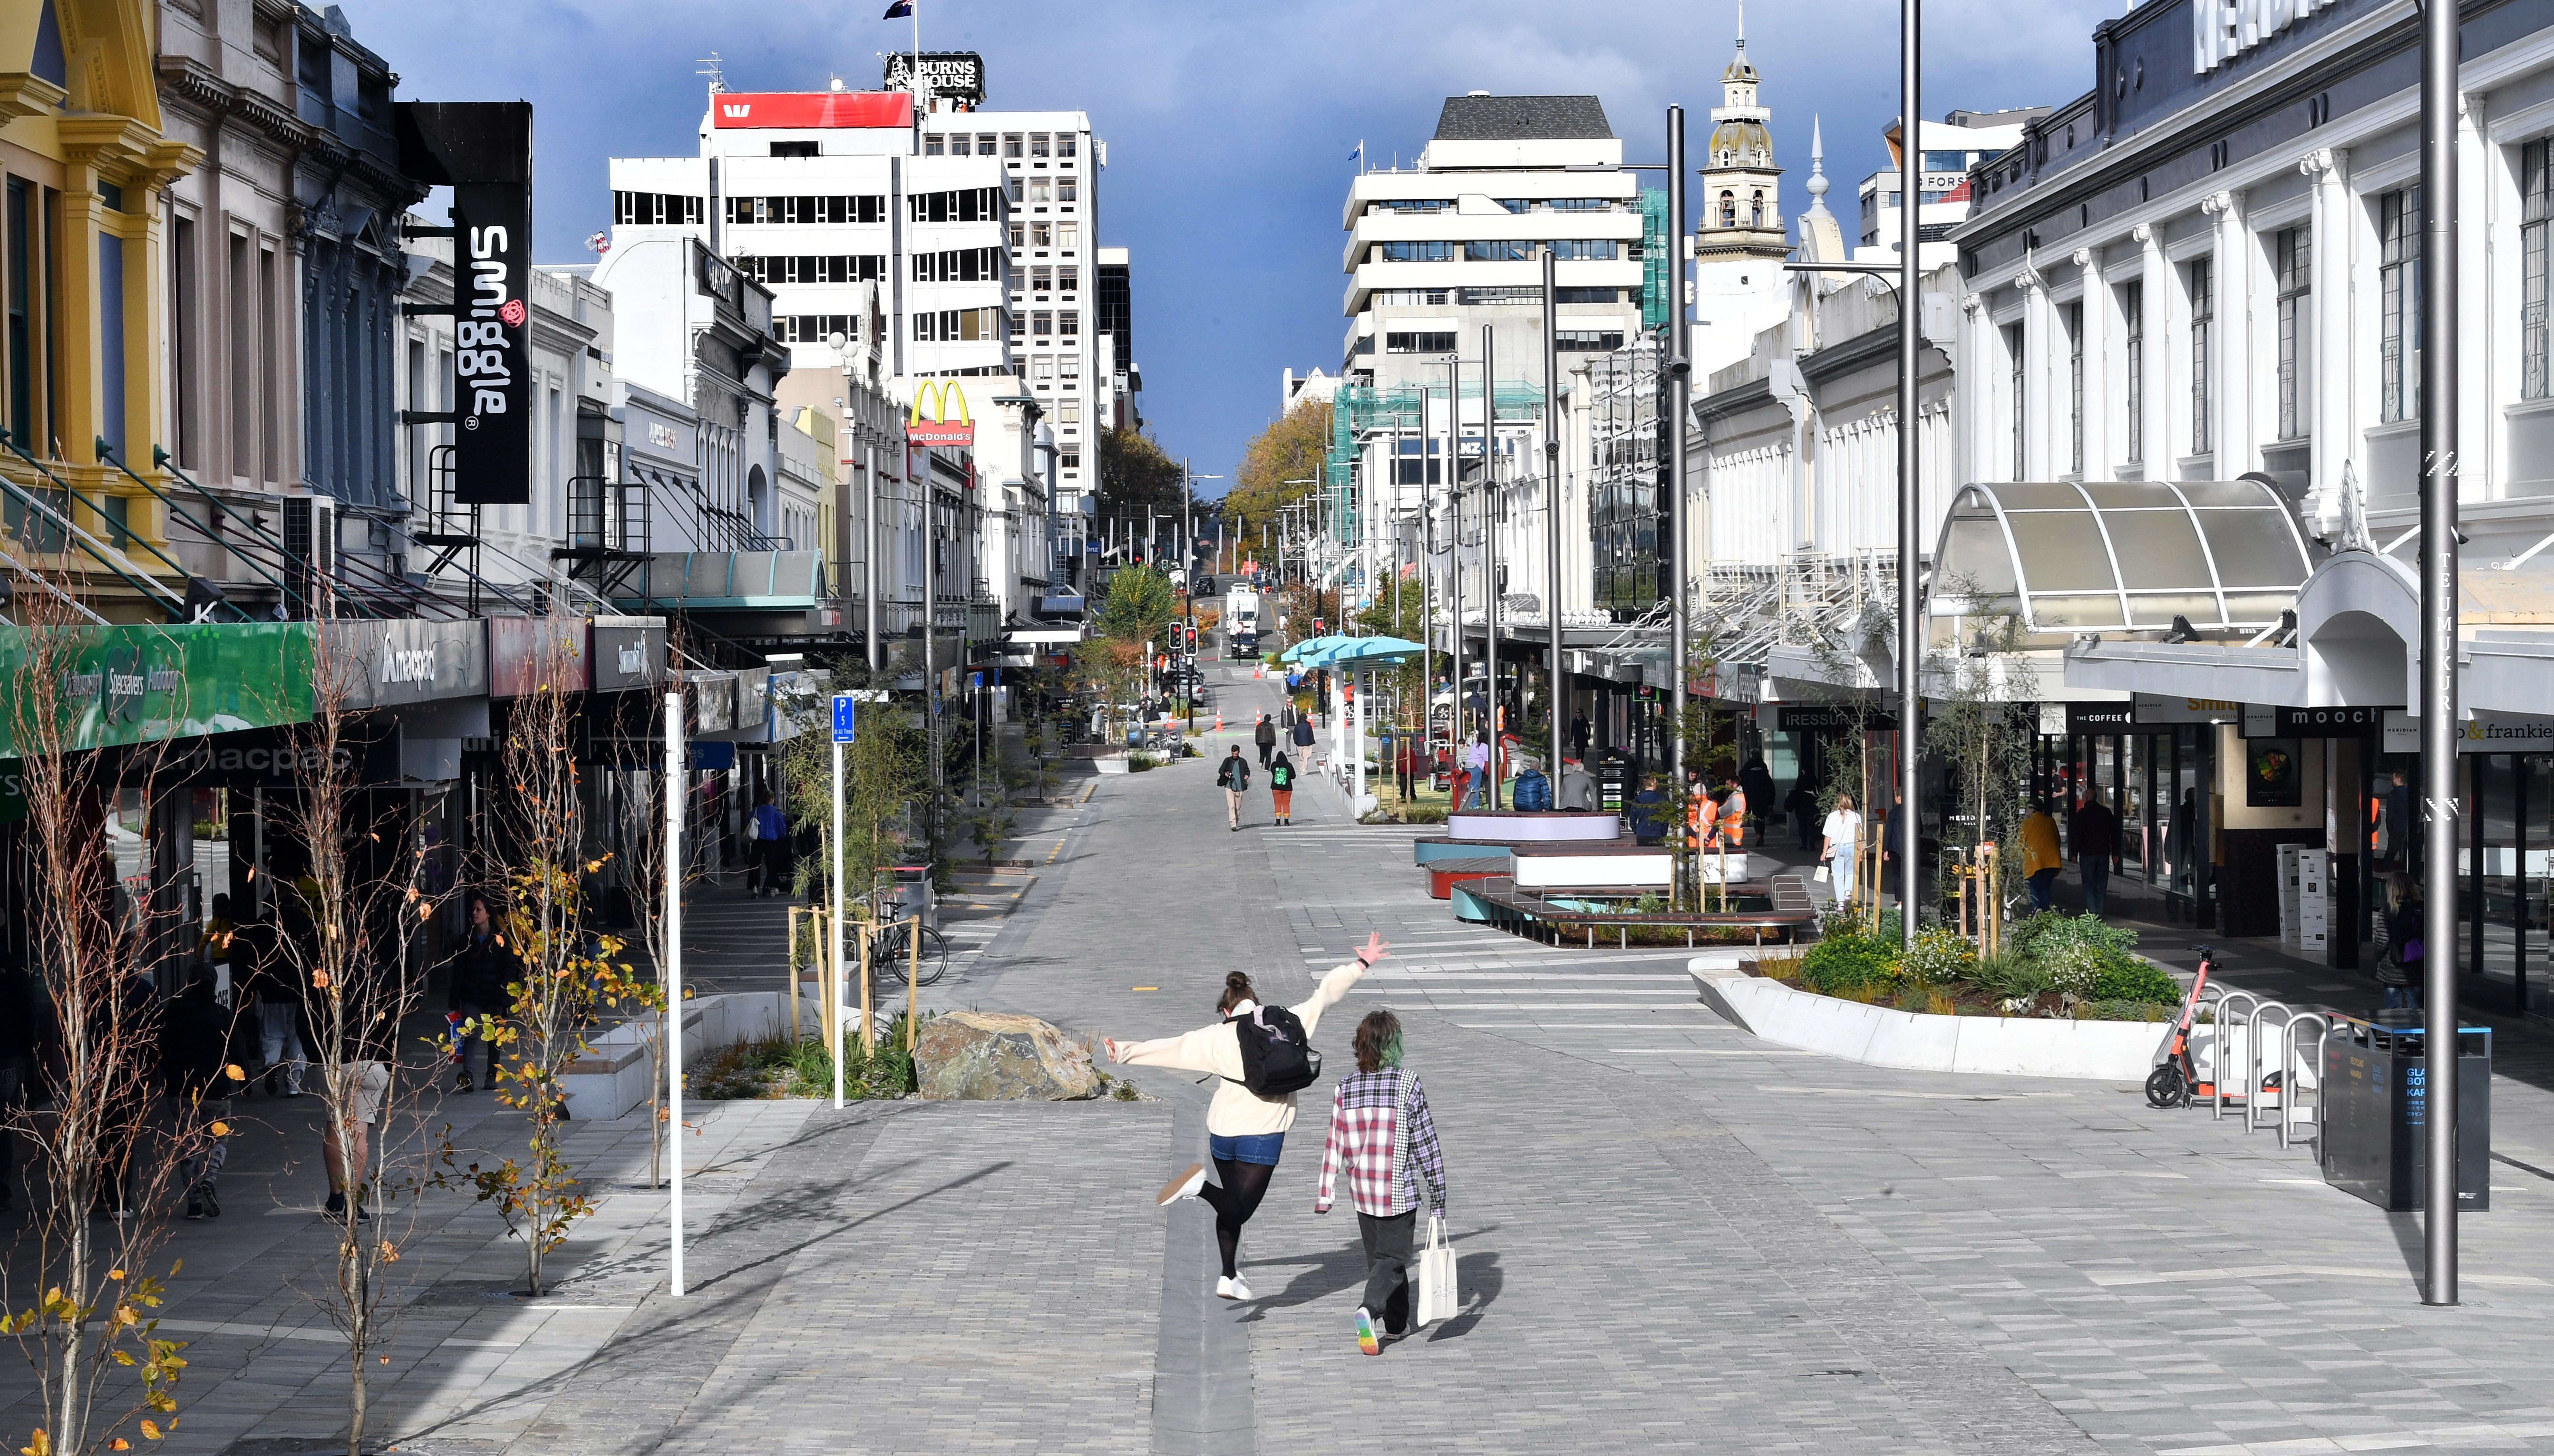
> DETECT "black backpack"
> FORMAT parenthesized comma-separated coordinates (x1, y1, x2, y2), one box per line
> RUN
(1227, 1004, 1320, 1097)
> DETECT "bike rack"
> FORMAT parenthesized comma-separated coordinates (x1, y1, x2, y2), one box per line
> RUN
(2278, 1013, 2336, 1151)
(2208, 989, 2264, 1120)
(2245, 1001, 2303, 1135)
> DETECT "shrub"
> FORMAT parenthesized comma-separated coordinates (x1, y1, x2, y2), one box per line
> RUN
(2043, 939, 2106, 998)
(2078, 999, 2176, 1022)
(1800, 928, 1900, 995)
(1901, 927, 1976, 986)
(1969, 952, 2054, 1003)
(2091, 959, 2184, 1006)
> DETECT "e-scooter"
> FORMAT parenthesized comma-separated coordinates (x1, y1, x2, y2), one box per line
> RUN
(2144, 944, 2221, 1109)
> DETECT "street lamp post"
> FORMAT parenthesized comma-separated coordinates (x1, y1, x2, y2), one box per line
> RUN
(828, 331, 883, 674)
(1666, 106, 1691, 793)
(1482, 322, 1502, 808)
(2417, 0, 2461, 1308)
(1896, 0, 1923, 954)
(1542, 246, 1564, 789)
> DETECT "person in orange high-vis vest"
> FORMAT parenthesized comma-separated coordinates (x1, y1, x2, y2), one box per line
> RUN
(1687, 772, 1717, 853)
(1718, 774, 1748, 850)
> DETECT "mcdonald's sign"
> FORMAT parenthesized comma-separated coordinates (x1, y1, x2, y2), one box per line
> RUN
(907, 380, 976, 448)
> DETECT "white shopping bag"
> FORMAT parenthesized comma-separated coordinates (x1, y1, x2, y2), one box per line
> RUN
(1812, 864, 1830, 883)
(1415, 1214, 1459, 1327)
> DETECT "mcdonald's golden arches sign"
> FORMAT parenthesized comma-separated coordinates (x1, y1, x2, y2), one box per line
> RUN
(907, 381, 976, 447)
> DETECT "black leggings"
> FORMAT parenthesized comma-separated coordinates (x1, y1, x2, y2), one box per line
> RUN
(1199, 1158, 1276, 1278)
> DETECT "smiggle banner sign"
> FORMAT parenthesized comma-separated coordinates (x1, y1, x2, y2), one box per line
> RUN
(396, 102, 535, 505)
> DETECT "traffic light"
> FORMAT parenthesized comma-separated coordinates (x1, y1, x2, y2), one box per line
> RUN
(1183, 622, 1199, 654)
(1313, 618, 1325, 634)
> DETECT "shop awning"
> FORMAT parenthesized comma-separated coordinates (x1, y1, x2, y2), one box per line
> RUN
(1933, 480, 2314, 646)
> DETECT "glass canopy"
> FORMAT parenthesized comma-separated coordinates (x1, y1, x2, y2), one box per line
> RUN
(1931, 479, 2313, 645)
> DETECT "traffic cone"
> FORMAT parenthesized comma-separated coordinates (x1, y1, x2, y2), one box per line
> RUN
(1215, 714, 1224, 732)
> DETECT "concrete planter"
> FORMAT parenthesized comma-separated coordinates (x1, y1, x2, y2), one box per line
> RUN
(1688, 954, 2166, 1080)
(559, 991, 789, 1120)
(1095, 754, 1132, 775)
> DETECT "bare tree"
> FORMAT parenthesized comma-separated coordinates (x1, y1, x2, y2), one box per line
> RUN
(0, 582, 214, 1456)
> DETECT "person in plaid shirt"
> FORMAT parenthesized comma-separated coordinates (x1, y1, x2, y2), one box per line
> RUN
(1315, 1009, 1447, 1355)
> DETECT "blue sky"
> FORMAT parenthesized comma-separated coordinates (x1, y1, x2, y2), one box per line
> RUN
(344, 0, 2120, 498)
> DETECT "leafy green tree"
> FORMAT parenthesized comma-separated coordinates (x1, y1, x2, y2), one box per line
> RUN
(1095, 563, 1177, 646)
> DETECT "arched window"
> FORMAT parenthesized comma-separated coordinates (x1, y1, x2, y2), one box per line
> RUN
(1750, 191, 1765, 228)
(1719, 191, 1736, 228)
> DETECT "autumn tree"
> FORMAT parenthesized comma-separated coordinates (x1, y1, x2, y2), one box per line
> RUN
(1094, 563, 1177, 647)
(1221, 400, 1331, 552)
(1097, 423, 1189, 531)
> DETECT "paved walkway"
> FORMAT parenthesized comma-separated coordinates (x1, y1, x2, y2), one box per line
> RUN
(19, 658, 2554, 1454)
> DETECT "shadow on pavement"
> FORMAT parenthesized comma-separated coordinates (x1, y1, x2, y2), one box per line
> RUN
(1422, 1252, 1501, 1341)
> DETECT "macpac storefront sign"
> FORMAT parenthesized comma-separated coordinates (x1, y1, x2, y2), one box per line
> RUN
(396, 102, 534, 505)
(0, 623, 315, 757)
(907, 380, 976, 448)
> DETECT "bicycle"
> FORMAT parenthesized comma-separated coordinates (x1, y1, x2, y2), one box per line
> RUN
(872, 917, 952, 987)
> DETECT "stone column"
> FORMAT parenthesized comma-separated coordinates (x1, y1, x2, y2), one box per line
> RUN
(2301, 147, 2351, 531)
(2018, 258, 2051, 480)
(2200, 188, 2247, 475)
(2134, 223, 2166, 478)
(2073, 247, 2108, 478)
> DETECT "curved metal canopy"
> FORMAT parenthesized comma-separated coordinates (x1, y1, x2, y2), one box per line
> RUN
(1931, 479, 2313, 643)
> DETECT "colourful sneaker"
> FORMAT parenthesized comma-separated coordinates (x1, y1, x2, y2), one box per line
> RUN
(1355, 1307, 1380, 1356)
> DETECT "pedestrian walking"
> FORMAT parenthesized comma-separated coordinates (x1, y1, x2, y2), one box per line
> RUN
(233, 905, 305, 1097)
(1292, 714, 1315, 752)
(1464, 736, 1491, 808)
(1570, 711, 1591, 766)
(445, 896, 520, 1094)
(1271, 750, 1297, 825)
(159, 964, 245, 1220)
(1107, 934, 1389, 1301)
(1631, 775, 1669, 846)
(1255, 713, 1277, 771)
(749, 792, 789, 899)
(1785, 780, 1817, 850)
(1741, 756, 1778, 841)
(2021, 802, 2062, 911)
(2074, 791, 2118, 916)
(1216, 746, 1253, 831)
(1314, 1009, 1448, 1356)
(1820, 794, 1863, 905)
(2379, 873, 2425, 1012)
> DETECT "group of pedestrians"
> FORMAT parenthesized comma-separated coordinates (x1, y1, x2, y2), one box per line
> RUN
(1105, 932, 1452, 1355)
(1222, 711, 1311, 829)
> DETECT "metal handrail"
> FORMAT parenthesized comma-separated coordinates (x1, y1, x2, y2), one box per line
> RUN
(97, 443, 313, 617)
(2279, 1012, 2336, 1150)
(0, 431, 188, 613)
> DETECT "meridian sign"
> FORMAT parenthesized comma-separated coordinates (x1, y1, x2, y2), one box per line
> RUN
(2193, 0, 2335, 75)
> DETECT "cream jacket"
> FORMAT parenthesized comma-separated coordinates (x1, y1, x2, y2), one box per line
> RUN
(1116, 961, 1367, 1136)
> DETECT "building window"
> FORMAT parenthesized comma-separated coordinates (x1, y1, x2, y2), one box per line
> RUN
(2380, 187, 2420, 423)
(977, 133, 996, 155)
(1750, 191, 1765, 228)
(1059, 401, 1081, 424)
(1006, 176, 1024, 205)
(1059, 265, 1079, 293)
(1553, 286, 1618, 304)
(2066, 300, 2084, 476)
(1386, 331, 1457, 354)
(1058, 133, 1078, 159)
(1009, 222, 1024, 250)
(1061, 353, 1080, 379)
(614, 191, 706, 226)
(1032, 311, 1053, 338)
(1060, 310, 1080, 338)
(734, 254, 888, 284)
(1379, 241, 1455, 262)
(2121, 280, 2145, 465)
(908, 186, 1001, 223)
(1059, 176, 1078, 207)
(727, 195, 887, 225)
(924, 133, 945, 156)
(1030, 265, 1052, 292)
(1004, 133, 1023, 158)
(1719, 191, 1735, 227)
(1381, 199, 1452, 215)
(945, 133, 969, 156)
(2005, 322, 2026, 480)
(771, 313, 852, 343)
(1033, 356, 1055, 381)
(1060, 447, 1081, 470)
(1027, 177, 1050, 205)
(2528, 140, 2554, 400)
(1029, 222, 1051, 249)
(1030, 133, 1051, 159)
(1554, 330, 1626, 351)
(1058, 223, 1078, 251)
(911, 246, 1001, 282)
(1465, 240, 1529, 262)
(2275, 225, 2311, 438)
(2188, 256, 2214, 455)
(1007, 265, 1025, 292)
(912, 307, 1000, 342)
(1544, 239, 1616, 261)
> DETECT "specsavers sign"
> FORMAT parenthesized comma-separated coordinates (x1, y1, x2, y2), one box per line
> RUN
(907, 380, 976, 448)
(0, 623, 315, 758)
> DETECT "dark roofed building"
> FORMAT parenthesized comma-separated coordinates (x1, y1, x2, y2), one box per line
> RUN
(1431, 94, 1612, 143)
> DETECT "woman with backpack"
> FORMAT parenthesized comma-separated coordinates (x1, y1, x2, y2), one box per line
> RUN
(1105, 932, 1391, 1301)
(1270, 750, 1297, 825)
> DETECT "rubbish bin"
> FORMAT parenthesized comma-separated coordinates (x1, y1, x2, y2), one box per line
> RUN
(881, 865, 936, 931)
(2319, 1012, 2491, 1212)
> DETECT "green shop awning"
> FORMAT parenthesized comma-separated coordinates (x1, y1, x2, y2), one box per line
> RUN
(0, 622, 315, 757)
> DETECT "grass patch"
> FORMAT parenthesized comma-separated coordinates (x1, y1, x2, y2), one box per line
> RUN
(689, 1016, 924, 1100)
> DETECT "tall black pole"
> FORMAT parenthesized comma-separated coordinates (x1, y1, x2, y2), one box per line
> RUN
(2418, 0, 2460, 1307)
(1544, 246, 1565, 786)
(1897, 0, 1922, 950)
(1447, 353, 1465, 760)
(1667, 107, 1691, 790)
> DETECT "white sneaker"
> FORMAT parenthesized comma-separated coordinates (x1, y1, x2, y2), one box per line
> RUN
(1156, 1163, 1208, 1206)
(1216, 1273, 1253, 1301)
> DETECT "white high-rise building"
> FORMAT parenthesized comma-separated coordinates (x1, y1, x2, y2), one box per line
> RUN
(1852, 107, 2043, 266)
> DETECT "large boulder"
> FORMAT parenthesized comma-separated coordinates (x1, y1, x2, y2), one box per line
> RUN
(913, 1012, 1102, 1101)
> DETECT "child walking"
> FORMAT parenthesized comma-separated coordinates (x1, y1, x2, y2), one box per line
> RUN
(1313, 1009, 1448, 1355)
